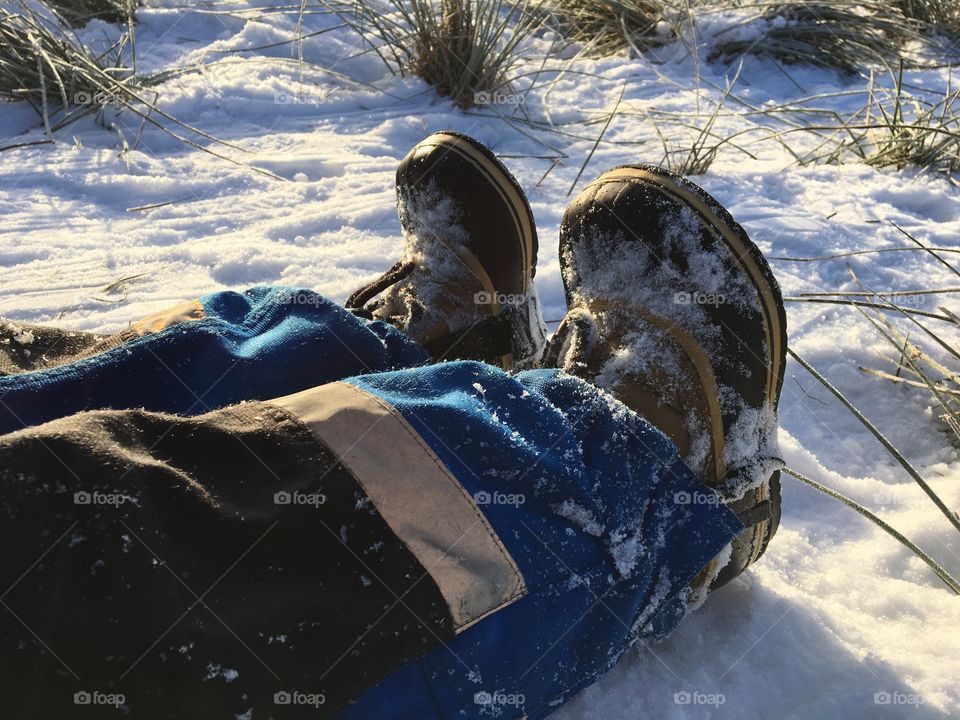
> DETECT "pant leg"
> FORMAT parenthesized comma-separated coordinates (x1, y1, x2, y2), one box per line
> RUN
(328, 362, 746, 719)
(0, 401, 452, 719)
(0, 358, 742, 720)
(0, 287, 429, 435)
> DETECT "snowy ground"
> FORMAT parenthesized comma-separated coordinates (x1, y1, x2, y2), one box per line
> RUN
(2, 1, 959, 718)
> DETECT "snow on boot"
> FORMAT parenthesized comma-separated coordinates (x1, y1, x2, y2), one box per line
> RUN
(546, 164, 788, 592)
(346, 131, 547, 370)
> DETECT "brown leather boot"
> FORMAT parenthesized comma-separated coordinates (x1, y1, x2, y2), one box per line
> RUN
(346, 131, 547, 370)
(546, 164, 787, 592)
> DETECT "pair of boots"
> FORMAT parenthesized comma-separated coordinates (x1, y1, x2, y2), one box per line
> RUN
(348, 131, 788, 590)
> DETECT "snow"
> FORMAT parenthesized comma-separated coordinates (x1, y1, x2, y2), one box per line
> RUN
(554, 499, 605, 537)
(371, 179, 487, 338)
(607, 526, 645, 580)
(204, 662, 240, 683)
(2, 1, 959, 718)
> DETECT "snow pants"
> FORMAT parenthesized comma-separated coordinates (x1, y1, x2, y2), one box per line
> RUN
(0, 287, 743, 719)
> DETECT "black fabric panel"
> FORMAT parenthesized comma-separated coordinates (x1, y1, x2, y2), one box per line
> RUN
(0, 401, 453, 718)
(0, 320, 133, 376)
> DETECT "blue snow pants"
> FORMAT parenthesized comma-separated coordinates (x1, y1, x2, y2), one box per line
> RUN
(0, 287, 743, 720)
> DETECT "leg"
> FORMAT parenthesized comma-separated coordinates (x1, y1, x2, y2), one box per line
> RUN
(0, 359, 740, 719)
(292, 361, 745, 719)
(0, 289, 430, 435)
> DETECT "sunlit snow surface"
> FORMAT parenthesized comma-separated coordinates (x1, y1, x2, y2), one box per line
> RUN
(1, 1, 958, 717)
